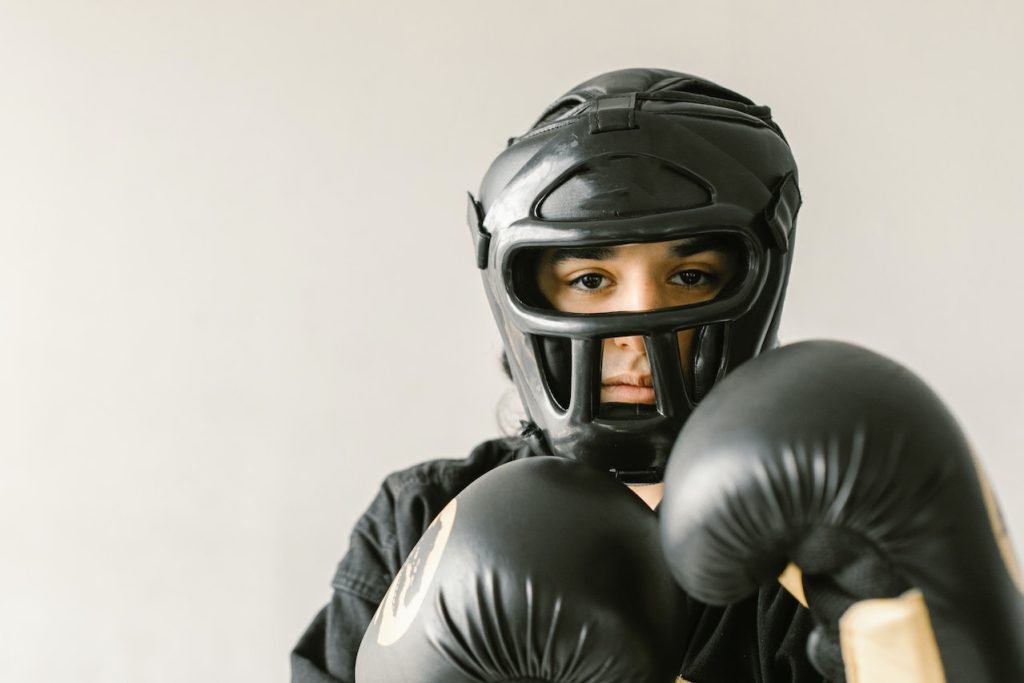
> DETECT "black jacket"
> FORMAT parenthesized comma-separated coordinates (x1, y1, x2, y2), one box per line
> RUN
(291, 437, 824, 683)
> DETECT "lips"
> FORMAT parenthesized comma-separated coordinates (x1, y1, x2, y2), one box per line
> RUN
(601, 374, 656, 404)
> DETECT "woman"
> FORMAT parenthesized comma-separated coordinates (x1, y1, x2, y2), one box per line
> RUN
(292, 67, 822, 683)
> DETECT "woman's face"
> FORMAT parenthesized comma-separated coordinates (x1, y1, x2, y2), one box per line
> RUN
(535, 237, 739, 406)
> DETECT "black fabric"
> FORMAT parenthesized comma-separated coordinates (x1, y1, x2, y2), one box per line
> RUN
(676, 583, 826, 683)
(290, 436, 825, 683)
(290, 437, 532, 683)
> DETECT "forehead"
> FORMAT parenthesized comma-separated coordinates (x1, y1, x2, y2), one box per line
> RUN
(543, 236, 732, 265)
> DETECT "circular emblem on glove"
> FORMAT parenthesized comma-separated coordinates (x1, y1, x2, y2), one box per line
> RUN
(374, 499, 457, 646)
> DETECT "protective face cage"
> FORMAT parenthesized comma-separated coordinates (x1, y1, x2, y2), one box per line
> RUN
(468, 74, 801, 482)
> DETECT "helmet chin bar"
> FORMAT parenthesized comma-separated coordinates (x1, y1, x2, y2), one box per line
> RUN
(517, 320, 721, 483)
(608, 467, 665, 485)
(515, 274, 735, 480)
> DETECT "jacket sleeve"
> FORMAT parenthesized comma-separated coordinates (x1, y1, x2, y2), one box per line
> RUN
(290, 474, 448, 683)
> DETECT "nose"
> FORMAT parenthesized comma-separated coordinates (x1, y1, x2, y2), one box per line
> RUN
(620, 280, 667, 313)
(607, 279, 665, 356)
(611, 334, 647, 354)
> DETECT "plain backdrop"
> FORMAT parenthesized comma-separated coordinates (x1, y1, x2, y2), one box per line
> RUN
(2, 1, 1023, 680)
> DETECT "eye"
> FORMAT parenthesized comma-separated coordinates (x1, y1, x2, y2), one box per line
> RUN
(569, 273, 608, 291)
(670, 269, 715, 288)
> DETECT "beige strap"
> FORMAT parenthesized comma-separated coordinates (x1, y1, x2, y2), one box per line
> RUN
(839, 589, 946, 683)
(972, 451, 1024, 593)
(777, 562, 809, 608)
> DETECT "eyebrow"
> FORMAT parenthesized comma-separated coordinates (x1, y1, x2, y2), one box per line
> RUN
(546, 246, 614, 264)
(545, 237, 732, 264)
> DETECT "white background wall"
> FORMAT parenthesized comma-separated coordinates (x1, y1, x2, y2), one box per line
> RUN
(2, 1, 1022, 680)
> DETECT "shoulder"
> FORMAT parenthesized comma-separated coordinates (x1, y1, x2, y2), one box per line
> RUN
(379, 435, 532, 499)
(333, 436, 533, 600)
(361, 434, 532, 536)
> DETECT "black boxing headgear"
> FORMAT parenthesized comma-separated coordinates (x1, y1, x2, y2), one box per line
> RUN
(467, 68, 801, 482)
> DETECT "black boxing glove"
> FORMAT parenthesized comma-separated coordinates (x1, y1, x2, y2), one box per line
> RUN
(355, 457, 687, 683)
(659, 340, 1024, 682)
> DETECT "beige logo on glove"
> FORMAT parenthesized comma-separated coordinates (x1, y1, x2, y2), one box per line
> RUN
(373, 500, 458, 646)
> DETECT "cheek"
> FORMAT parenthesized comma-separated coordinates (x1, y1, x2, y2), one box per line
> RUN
(600, 337, 621, 370)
